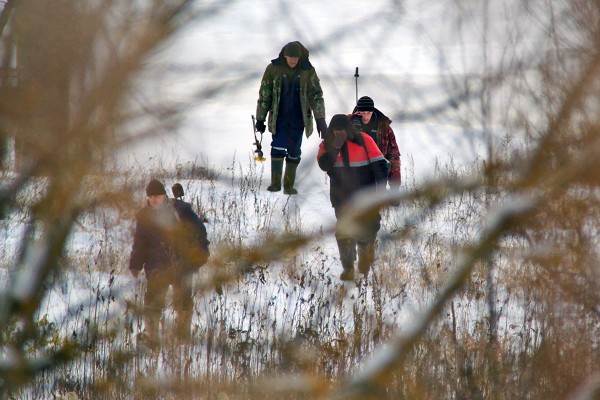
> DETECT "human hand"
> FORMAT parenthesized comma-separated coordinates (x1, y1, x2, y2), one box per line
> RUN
(316, 118, 327, 138)
(255, 120, 266, 133)
(324, 129, 347, 152)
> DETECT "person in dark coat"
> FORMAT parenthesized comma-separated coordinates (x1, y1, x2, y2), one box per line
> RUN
(255, 40, 327, 194)
(129, 179, 209, 343)
(317, 114, 389, 281)
(350, 96, 401, 191)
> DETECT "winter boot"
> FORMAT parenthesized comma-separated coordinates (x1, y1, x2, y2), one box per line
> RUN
(337, 238, 356, 281)
(358, 241, 375, 275)
(340, 265, 355, 281)
(283, 160, 299, 195)
(267, 158, 284, 192)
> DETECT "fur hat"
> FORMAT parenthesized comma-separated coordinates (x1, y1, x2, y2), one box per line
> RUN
(356, 96, 375, 112)
(145, 179, 166, 196)
(283, 41, 301, 57)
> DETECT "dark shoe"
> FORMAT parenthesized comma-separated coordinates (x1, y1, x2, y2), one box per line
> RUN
(268, 158, 284, 192)
(283, 160, 299, 195)
(340, 268, 354, 281)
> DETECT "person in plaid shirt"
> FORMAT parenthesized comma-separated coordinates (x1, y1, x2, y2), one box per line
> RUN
(350, 96, 401, 191)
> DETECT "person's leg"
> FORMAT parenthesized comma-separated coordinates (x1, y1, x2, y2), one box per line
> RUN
(336, 237, 357, 281)
(283, 157, 300, 195)
(269, 121, 290, 192)
(144, 272, 168, 345)
(267, 158, 284, 192)
(335, 207, 357, 281)
(357, 241, 375, 274)
(283, 121, 304, 194)
(357, 213, 381, 275)
(172, 273, 194, 341)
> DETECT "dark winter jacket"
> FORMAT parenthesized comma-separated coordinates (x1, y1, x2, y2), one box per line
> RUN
(256, 41, 326, 138)
(317, 131, 389, 208)
(129, 198, 209, 277)
(350, 109, 401, 188)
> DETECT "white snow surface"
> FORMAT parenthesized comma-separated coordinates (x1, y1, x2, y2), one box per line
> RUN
(119, 0, 516, 182)
(0, 0, 538, 382)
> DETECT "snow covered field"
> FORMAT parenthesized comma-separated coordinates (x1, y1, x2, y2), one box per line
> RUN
(5, 0, 584, 398)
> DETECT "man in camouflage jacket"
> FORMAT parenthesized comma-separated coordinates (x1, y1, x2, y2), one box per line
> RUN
(255, 41, 327, 194)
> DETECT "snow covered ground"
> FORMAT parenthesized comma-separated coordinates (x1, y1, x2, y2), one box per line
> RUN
(1, 0, 535, 391)
(120, 0, 501, 183)
(0, 0, 512, 342)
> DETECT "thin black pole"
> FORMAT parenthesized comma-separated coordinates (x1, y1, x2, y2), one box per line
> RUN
(354, 67, 359, 103)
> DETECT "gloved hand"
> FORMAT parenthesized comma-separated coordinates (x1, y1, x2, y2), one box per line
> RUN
(316, 118, 327, 138)
(351, 113, 363, 129)
(255, 120, 266, 133)
(324, 129, 347, 152)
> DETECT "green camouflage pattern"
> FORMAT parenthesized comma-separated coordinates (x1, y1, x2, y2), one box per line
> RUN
(256, 62, 326, 138)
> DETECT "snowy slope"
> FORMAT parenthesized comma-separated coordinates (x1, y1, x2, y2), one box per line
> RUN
(1, 0, 499, 334)
(1, 1, 532, 385)
(121, 0, 499, 183)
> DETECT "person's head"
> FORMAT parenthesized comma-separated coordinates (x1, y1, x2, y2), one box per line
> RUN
(327, 114, 358, 140)
(145, 179, 167, 209)
(283, 41, 301, 68)
(354, 96, 375, 123)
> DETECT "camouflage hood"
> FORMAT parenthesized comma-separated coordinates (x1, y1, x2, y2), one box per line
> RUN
(271, 41, 314, 70)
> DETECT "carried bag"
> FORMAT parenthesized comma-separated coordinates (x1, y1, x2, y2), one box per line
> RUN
(168, 199, 210, 271)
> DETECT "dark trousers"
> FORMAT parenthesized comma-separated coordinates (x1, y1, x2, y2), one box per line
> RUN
(334, 207, 381, 271)
(271, 118, 304, 162)
(144, 268, 194, 340)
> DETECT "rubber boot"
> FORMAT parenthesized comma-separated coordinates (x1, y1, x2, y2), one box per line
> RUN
(283, 161, 299, 195)
(358, 241, 375, 275)
(267, 158, 284, 192)
(337, 238, 356, 281)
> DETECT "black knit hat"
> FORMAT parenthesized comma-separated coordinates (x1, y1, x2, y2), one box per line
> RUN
(283, 41, 301, 57)
(145, 179, 166, 196)
(356, 96, 375, 112)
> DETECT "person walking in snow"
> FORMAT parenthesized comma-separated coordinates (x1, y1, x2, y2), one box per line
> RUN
(129, 179, 210, 344)
(350, 96, 401, 191)
(317, 114, 389, 281)
(255, 40, 327, 195)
